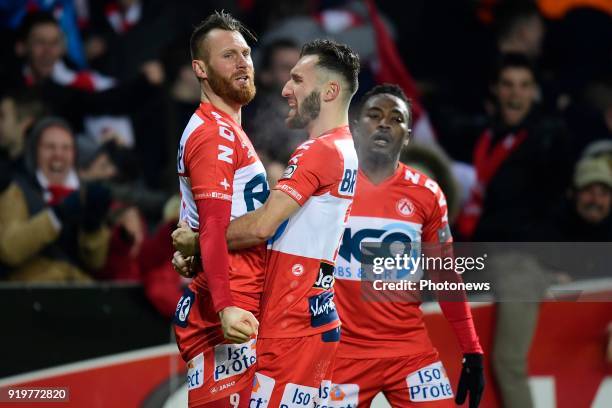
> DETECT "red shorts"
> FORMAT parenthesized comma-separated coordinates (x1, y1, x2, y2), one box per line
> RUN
(174, 285, 259, 407)
(249, 328, 340, 407)
(331, 350, 455, 407)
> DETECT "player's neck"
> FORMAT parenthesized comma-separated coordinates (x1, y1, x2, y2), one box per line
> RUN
(200, 89, 242, 125)
(360, 157, 399, 185)
(307, 105, 349, 139)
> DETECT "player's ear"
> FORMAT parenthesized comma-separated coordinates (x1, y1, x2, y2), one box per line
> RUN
(192, 60, 207, 80)
(323, 80, 340, 102)
(404, 129, 412, 146)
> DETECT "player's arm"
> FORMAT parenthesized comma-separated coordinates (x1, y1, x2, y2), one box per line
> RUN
(184, 129, 257, 342)
(226, 189, 300, 250)
(173, 189, 302, 252)
(422, 186, 484, 408)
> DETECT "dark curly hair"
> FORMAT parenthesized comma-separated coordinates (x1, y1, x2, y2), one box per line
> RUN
(300, 39, 360, 97)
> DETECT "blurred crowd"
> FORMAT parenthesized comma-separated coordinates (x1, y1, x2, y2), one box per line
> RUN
(0, 0, 611, 317)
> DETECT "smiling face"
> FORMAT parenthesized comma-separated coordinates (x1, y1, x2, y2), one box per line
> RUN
(37, 125, 75, 185)
(356, 93, 411, 164)
(195, 29, 256, 105)
(575, 183, 612, 224)
(493, 66, 537, 127)
(25, 22, 64, 80)
(281, 55, 322, 129)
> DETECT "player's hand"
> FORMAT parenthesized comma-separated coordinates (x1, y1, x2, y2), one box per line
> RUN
(172, 251, 195, 278)
(455, 353, 485, 408)
(219, 306, 259, 344)
(172, 220, 199, 257)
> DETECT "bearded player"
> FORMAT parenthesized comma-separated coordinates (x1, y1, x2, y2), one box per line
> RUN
(175, 39, 360, 407)
(176, 83, 484, 407)
(173, 12, 269, 408)
(327, 84, 484, 408)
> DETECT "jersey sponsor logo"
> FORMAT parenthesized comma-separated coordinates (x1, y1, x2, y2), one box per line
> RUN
(406, 361, 453, 402)
(213, 339, 257, 381)
(338, 169, 357, 195)
(280, 383, 318, 407)
(292, 264, 305, 277)
(282, 164, 297, 179)
(250, 372, 275, 408)
(244, 173, 269, 211)
(186, 353, 204, 391)
(338, 226, 414, 264)
(309, 291, 338, 328)
(317, 382, 358, 408)
(313, 264, 335, 290)
(396, 198, 415, 217)
(173, 287, 195, 328)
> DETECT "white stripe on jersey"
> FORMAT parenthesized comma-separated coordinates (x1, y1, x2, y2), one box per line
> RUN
(231, 161, 268, 220)
(334, 139, 358, 197)
(177, 113, 204, 174)
(178, 113, 205, 229)
(269, 192, 351, 262)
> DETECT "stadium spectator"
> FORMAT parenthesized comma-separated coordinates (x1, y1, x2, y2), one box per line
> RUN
(77, 136, 168, 220)
(81, 0, 181, 80)
(6, 10, 169, 188)
(0, 89, 47, 192)
(455, 53, 571, 408)
(76, 137, 149, 282)
(542, 157, 612, 241)
(0, 90, 47, 167)
(0, 117, 111, 282)
(456, 53, 571, 241)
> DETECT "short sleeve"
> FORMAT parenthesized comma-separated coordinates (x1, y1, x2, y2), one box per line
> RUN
(274, 139, 341, 206)
(185, 126, 236, 202)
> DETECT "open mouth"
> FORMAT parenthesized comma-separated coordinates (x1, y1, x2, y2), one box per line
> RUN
(372, 132, 392, 147)
(234, 75, 250, 85)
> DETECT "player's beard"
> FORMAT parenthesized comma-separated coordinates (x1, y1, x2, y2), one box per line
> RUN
(206, 65, 256, 106)
(287, 91, 321, 129)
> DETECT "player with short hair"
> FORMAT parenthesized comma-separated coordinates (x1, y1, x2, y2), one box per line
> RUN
(173, 11, 267, 408)
(174, 39, 361, 407)
(228, 39, 360, 407)
(329, 84, 484, 407)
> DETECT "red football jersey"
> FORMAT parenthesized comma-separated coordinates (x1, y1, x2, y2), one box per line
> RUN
(258, 126, 359, 338)
(334, 163, 452, 359)
(177, 102, 268, 301)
